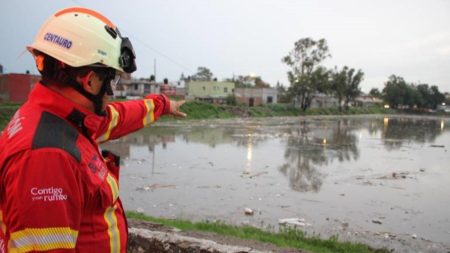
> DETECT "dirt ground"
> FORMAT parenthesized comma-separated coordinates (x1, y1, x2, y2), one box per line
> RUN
(128, 219, 307, 253)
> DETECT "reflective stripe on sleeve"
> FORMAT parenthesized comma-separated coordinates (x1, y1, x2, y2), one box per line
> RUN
(97, 105, 120, 143)
(104, 206, 120, 253)
(142, 99, 155, 126)
(9, 227, 78, 252)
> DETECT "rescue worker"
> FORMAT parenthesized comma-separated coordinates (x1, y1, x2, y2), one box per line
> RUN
(0, 7, 186, 253)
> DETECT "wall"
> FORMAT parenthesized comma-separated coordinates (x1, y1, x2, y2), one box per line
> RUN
(235, 88, 278, 106)
(0, 74, 40, 103)
(186, 81, 235, 101)
(261, 88, 278, 104)
(235, 88, 262, 106)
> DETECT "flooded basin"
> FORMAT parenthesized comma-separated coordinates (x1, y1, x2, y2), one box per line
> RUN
(101, 115, 450, 252)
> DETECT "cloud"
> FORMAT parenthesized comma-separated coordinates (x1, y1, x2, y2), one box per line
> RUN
(437, 46, 450, 56)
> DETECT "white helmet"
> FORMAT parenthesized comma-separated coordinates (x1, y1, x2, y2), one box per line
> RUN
(28, 7, 136, 73)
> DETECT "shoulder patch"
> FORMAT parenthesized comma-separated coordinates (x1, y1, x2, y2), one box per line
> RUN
(32, 111, 81, 162)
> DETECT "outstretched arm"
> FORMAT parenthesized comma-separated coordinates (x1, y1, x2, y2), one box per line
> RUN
(96, 94, 186, 143)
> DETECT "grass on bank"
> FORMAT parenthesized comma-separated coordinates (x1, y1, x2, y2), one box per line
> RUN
(0, 100, 424, 129)
(164, 101, 393, 120)
(126, 211, 389, 253)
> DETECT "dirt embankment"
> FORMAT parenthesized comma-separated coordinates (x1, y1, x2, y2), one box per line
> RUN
(127, 219, 307, 253)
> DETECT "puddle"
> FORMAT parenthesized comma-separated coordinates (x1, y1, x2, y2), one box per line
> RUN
(102, 115, 450, 252)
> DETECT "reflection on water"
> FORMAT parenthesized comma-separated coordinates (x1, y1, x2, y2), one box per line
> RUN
(102, 116, 450, 193)
(245, 133, 253, 174)
(279, 119, 361, 192)
(101, 116, 450, 249)
(368, 117, 445, 150)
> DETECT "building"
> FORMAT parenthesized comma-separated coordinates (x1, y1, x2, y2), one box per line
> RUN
(355, 94, 383, 107)
(115, 78, 185, 98)
(185, 81, 235, 103)
(160, 79, 177, 97)
(175, 87, 186, 98)
(116, 79, 159, 98)
(0, 73, 40, 103)
(293, 93, 339, 109)
(234, 88, 278, 106)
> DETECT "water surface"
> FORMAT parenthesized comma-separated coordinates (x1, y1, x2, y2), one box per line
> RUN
(102, 115, 450, 252)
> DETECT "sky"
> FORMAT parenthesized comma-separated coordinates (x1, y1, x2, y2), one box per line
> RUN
(1, 0, 449, 93)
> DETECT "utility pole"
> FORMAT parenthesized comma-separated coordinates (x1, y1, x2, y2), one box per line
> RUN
(154, 59, 157, 82)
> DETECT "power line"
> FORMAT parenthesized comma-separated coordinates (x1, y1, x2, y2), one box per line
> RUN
(128, 34, 194, 73)
(68, 0, 193, 74)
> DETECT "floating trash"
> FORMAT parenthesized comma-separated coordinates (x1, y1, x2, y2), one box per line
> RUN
(278, 218, 310, 227)
(244, 208, 254, 216)
(372, 219, 383, 225)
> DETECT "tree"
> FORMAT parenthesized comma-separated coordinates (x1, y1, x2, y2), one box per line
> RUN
(254, 77, 270, 88)
(343, 68, 363, 108)
(330, 67, 347, 110)
(276, 82, 291, 103)
(416, 84, 445, 109)
(369, 88, 382, 98)
(416, 84, 430, 108)
(192, 66, 214, 81)
(403, 84, 421, 108)
(330, 66, 363, 110)
(282, 38, 331, 111)
(445, 92, 450, 105)
(429, 85, 445, 109)
(383, 76, 445, 110)
(382, 75, 408, 108)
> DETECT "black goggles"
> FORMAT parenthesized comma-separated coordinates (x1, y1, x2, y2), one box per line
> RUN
(93, 67, 120, 96)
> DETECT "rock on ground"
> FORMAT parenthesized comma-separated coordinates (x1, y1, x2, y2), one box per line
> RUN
(127, 219, 307, 253)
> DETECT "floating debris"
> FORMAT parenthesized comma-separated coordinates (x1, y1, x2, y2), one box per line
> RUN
(378, 171, 410, 180)
(197, 185, 222, 189)
(250, 171, 268, 178)
(372, 219, 383, 225)
(278, 218, 310, 227)
(136, 184, 176, 191)
(241, 171, 268, 178)
(244, 208, 254, 216)
(341, 222, 349, 228)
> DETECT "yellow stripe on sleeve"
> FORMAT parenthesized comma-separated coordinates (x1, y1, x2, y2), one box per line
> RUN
(97, 105, 120, 143)
(142, 99, 155, 126)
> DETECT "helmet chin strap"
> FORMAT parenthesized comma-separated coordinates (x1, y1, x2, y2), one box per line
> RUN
(54, 69, 111, 116)
(70, 78, 111, 116)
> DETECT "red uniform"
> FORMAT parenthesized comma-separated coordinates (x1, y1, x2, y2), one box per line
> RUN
(0, 82, 170, 253)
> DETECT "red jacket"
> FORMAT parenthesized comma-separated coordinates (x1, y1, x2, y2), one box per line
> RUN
(0, 82, 171, 253)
